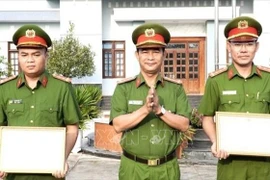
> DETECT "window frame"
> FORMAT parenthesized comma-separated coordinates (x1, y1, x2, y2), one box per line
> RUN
(102, 41, 126, 78)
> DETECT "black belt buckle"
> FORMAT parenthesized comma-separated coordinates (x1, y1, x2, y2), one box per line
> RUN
(148, 159, 160, 166)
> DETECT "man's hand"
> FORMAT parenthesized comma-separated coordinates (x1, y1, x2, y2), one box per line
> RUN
(0, 171, 7, 179)
(211, 142, 229, 160)
(52, 162, 69, 179)
(145, 86, 160, 114)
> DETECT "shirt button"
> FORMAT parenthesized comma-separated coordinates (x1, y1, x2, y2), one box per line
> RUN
(30, 120, 34, 123)
(246, 94, 249, 97)
(246, 111, 249, 113)
(30, 105, 34, 108)
(151, 124, 154, 127)
(228, 101, 231, 104)
(32, 91, 35, 94)
(12, 109, 15, 112)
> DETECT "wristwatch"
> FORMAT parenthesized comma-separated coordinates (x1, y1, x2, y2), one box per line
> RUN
(156, 105, 166, 117)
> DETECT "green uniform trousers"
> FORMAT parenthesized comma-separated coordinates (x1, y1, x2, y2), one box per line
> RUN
(217, 156, 270, 180)
(119, 155, 180, 180)
(5, 174, 64, 180)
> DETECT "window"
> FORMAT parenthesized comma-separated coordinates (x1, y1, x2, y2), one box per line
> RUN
(102, 41, 125, 78)
(8, 42, 19, 75)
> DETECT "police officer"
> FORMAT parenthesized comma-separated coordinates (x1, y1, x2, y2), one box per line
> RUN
(110, 23, 191, 180)
(0, 24, 82, 180)
(198, 16, 270, 180)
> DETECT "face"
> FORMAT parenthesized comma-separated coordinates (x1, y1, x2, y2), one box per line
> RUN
(135, 48, 165, 74)
(18, 48, 48, 78)
(227, 39, 259, 68)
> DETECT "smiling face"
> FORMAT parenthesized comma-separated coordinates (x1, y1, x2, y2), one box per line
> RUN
(18, 48, 48, 78)
(227, 38, 259, 68)
(135, 48, 165, 75)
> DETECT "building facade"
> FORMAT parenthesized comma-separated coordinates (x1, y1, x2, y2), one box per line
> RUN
(1, 0, 270, 107)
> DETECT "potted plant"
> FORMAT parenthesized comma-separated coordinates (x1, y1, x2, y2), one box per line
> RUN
(72, 85, 102, 153)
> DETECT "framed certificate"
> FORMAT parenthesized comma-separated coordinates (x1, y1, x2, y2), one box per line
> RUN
(216, 111, 270, 156)
(0, 126, 66, 173)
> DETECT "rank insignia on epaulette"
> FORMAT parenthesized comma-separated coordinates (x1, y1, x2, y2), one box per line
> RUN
(117, 76, 136, 84)
(0, 75, 17, 85)
(163, 77, 182, 84)
(209, 67, 228, 77)
(257, 65, 270, 73)
(52, 73, 71, 83)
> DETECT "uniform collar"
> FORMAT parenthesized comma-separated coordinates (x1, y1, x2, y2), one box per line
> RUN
(135, 73, 164, 88)
(16, 71, 49, 88)
(227, 63, 262, 80)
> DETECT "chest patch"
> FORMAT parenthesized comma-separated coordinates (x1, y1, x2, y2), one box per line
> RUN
(222, 90, 237, 95)
(128, 100, 143, 105)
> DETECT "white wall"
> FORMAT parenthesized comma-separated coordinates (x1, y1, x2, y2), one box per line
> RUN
(0, 0, 58, 10)
(253, 1, 270, 66)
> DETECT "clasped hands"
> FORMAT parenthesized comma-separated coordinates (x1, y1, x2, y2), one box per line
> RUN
(145, 86, 161, 114)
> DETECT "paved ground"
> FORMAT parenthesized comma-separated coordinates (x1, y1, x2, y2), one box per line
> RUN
(66, 153, 217, 180)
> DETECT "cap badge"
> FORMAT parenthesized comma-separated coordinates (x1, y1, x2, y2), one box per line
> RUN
(238, 20, 248, 29)
(25, 29, 36, 38)
(145, 28, 155, 37)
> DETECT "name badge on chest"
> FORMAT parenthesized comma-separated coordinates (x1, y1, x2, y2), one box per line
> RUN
(222, 90, 237, 95)
(128, 100, 143, 105)
(8, 99, 23, 104)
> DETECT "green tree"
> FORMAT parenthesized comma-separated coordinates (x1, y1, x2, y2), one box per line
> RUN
(0, 48, 12, 77)
(47, 22, 95, 78)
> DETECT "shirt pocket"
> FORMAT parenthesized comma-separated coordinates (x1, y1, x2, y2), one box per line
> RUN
(220, 95, 240, 109)
(255, 93, 270, 112)
(127, 100, 144, 113)
(256, 93, 270, 103)
(40, 104, 60, 126)
(6, 104, 25, 123)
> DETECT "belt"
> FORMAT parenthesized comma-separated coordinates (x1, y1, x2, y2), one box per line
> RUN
(123, 150, 176, 166)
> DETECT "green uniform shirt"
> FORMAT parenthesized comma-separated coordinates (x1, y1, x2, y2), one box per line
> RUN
(198, 64, 270, 115)
(0, 71, 82, 180)
(198, 64, 270, 180)
(110, 73, 191, 159)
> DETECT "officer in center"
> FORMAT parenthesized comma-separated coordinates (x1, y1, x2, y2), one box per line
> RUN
(110, 23, 191, 180)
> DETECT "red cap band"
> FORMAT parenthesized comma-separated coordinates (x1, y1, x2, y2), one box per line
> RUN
(17, 36, 47, 47)
(228, 27, 258, 39)
(136, 34, 165, 46)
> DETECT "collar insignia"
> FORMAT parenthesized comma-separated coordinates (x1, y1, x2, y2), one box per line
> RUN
(238, 20, 248, 29)
(145, 28, 155, 37)
(25, 29, 36, 38)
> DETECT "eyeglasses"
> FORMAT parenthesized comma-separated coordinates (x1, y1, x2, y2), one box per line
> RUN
(229, 41, 257, 51)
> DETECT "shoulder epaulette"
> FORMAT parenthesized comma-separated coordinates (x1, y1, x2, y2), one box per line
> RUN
(257, 65, 270, 73)
(117, 76, 136, 84)
(163, 77, 182, 84)
(208, 67, 228, 77)
(0, 75, 17, 85)
(52, 74, 71, 83)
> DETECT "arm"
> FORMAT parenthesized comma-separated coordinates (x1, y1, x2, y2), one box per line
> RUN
(52, 124, 78, 178)
(112, 87, 154, 133)
(157, 106, 189, 132)
(113, 105, 149, 133)
(65, 124, 79, 159)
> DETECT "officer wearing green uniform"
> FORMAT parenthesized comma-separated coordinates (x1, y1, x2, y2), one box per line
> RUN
(0, 24, 82, 180)
(198, 16, 270, 180)
(110, 23, 191, 180)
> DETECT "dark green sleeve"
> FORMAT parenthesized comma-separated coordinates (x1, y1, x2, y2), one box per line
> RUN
(0, 86, 7, 126)
(63, 84, 82, 125)
(109, 84, 128, 125)
(175, 85, 191, 119)
(198, 77, 220, 116)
